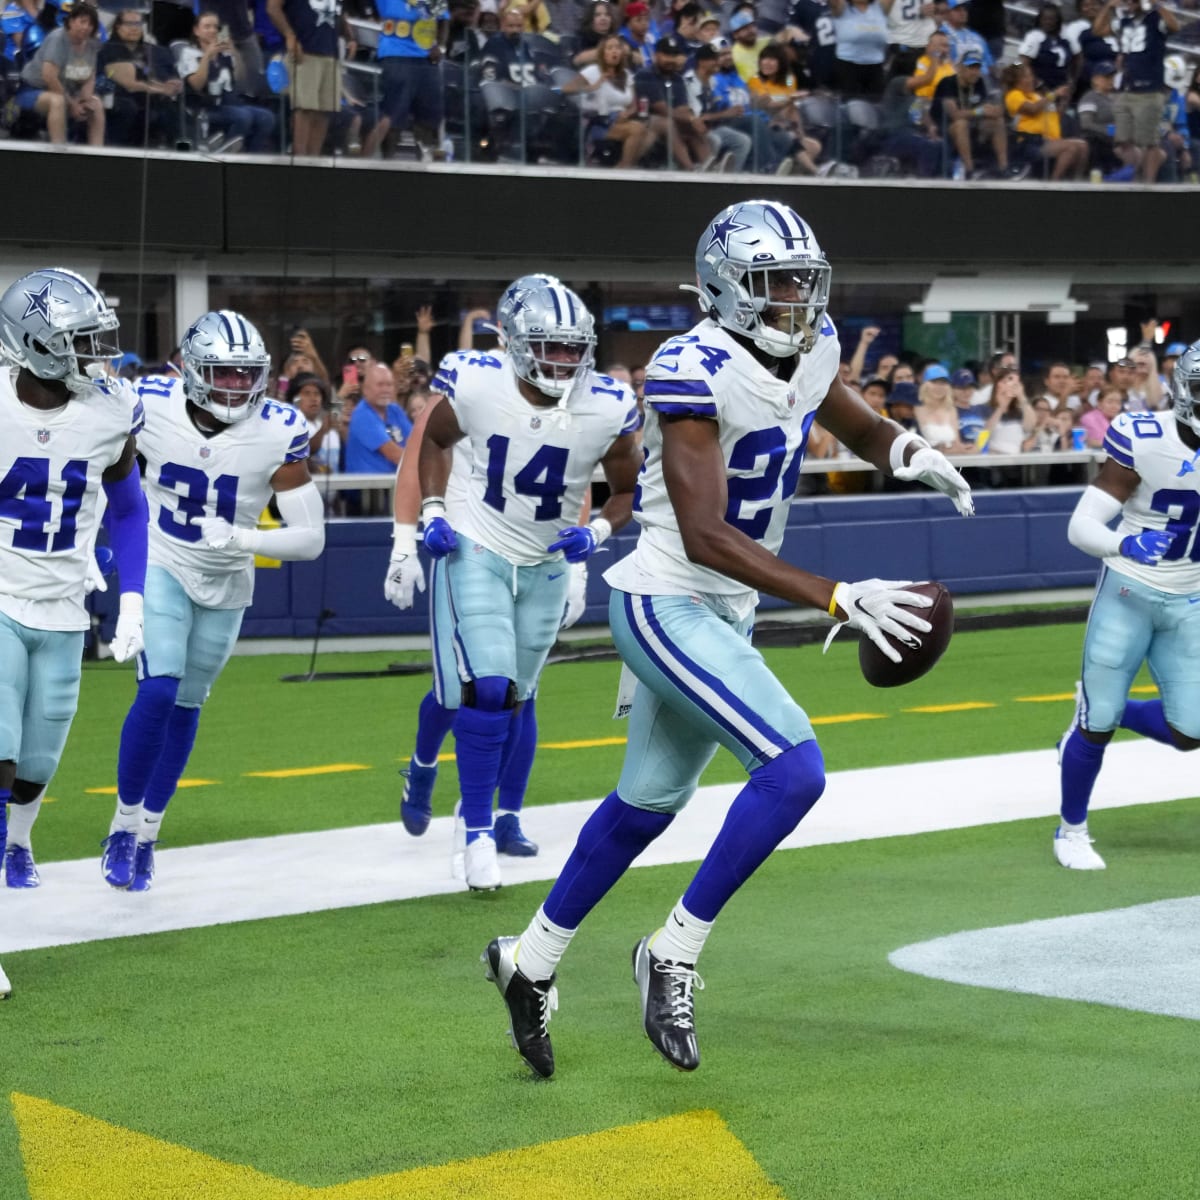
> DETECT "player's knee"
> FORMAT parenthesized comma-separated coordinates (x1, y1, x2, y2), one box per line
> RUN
(754, 740, 826, 832)
(461, 676, 517, 712)
(1079, 726, 1114, 746)
(11, 779, 46, 805)
(136, 674, 182, 716)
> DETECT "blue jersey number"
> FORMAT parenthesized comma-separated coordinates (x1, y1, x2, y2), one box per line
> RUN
(0, 457, 89, 552)
(652, 336, 732, 378)
(482, 435, 569, 521)
(1149, 488, 1200, 562)
(157, 463, 239, 542)
(724, 420, 812, 538)
(136, 376, 175, 399)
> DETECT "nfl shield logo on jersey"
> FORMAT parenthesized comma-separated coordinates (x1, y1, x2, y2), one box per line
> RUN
(199, 445, 212, 459)
(786, 390, 797, 409)
(530, 416, 542, 430)
(36, 429, 49, 444)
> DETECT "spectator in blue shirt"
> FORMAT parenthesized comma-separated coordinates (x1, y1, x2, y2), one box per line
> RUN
(939, 0, 991, 73)
(345, 361, 413, 473)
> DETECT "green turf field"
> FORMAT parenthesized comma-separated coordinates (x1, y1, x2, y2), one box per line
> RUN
(2, 622, 1197, 1199)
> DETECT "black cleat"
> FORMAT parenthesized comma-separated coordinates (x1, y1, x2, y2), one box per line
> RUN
(632, 935, 703, 1072)
(483, 936, 557, 1079)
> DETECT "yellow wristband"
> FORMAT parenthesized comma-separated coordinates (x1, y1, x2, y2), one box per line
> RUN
(827, 587, 841, 618)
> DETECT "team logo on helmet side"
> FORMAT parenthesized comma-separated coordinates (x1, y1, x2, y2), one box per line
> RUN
(22, 281, 55, 322)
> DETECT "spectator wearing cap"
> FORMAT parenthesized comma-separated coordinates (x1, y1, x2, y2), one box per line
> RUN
(951, 367, 991, 444)
(684, 42, 754, 169)
(885, 0, 938, 80)
(697, 10, 721, 41)
(938, 0, 991, 72)
(1095, 0, 1178, 183)
(16, 2, 105, 146)
(917, 364, 974, 452)
(1076, 61, 1124, 178)
(620, 0, 656, 68)
(828, 0, 892, 98)
(931, 50, 1022, 177)
(885, 379, 921, 431)
(286, 371, 340, 472)
(1163, 342, 1188, 376)
(574, 0, 618, 64)
(1002, 61, 1087, 180)
(635, 33, 714, 167)
(728, 8, 770, 82)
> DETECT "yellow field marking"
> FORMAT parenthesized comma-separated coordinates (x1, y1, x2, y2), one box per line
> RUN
(1015, 693, 1078, 703)
(540, 736, 629, 750)
(903, 702, 997, 714)
(245, 765, 371, 779)
(811, 712, 888, 725)
(13, 1094, 785, 1200)
(84, 781, 217, 796)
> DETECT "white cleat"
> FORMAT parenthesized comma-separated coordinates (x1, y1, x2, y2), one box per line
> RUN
(464, 835, 502, 891)
(1053, 826, 1106, 870)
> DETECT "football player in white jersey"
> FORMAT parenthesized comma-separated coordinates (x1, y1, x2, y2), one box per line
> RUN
(483, 200, 975, 1079)
(0, 267, 149, 897)
(1053, 340, 1200, 871)
(100, 310, 325, 892)
(418, 278, 642, 891)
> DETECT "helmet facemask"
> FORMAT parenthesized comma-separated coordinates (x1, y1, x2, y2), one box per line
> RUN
(499, 281, 596, 403)
(181, 310, 271, 424)
(514, 334, 595, 399)
(741, 264, 831, 357)
(1172, 348, 1200, 439)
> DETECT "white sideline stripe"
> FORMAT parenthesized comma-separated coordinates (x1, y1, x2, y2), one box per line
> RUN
(1, 740, 1195, 955)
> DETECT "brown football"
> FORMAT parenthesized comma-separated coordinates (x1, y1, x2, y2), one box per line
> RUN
(857, 582, 954, 688)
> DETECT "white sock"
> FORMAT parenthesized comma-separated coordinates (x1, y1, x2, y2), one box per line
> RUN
(140, 810, 164, 844)
(412, 754, 438, 769)
(6, 795, 42, 848)
(1060, 818, 1088, 833)
(110, 801, 143, 836)
(649, 901, 714, 965)
(515, 906, 575, 982)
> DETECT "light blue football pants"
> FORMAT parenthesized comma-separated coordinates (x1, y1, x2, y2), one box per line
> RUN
(1079, 566, 1200, 737)
(0, 610, 83, 783)
(138, 565, 244, 707)
(609, 589, 816, 813)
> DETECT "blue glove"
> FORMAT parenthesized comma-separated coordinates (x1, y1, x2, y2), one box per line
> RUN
(1120, 530, 1174, 565)
(422, 517, 458, 559)
(547, 525, 598, 564)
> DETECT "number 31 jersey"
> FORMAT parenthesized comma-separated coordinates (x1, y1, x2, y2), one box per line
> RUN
(0, 367, 143, 632)
(605, 317, 841, 608)
(432, 351, 639, 565)
(136, 375, 310, 609)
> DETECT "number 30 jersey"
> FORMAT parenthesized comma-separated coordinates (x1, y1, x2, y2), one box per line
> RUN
(605, 317, 841, 608)
(0, 367, 143, 632)
(432, 350, 639, 565)
(1103, 410, 1200, 595)
(136, 375, 310, 609)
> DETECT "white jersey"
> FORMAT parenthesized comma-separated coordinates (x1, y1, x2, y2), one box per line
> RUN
(605, 317, 841, 610)
(1102, 410, 1200, 596)
(136, 374, 310, 609)
(887, 0, 936, 50)
(0, 367, 142, 632)
(431, 350, 639, 565)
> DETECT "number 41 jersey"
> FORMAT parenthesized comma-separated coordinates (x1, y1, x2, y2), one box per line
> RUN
(606, 317, 841, 607)
(136, 375, 310, 609)
(0, 367, 143, 632)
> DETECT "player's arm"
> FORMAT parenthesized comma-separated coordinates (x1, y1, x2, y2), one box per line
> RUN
(546, 431, 640, 563)
(199, 459, 325, 560)
(1068, 458, 1173, 563)
(100, 435, 149, 664)
(819, 376, 975, 516)
(384, 393, 443, 608)
(416, 396, 466, 559)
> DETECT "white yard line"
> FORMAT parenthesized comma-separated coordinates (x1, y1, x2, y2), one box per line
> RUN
(2, 741, 1194, 954)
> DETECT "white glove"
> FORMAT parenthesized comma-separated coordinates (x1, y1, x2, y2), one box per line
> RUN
(111, 593, 145, 664)
(198, 517, 245, 551)
(824, 578, 932, 664)
(384, 523, 426, 609)
(892, 446, 975, 517)
(560, 561, 588, 630)
(84, 553, 108, 596)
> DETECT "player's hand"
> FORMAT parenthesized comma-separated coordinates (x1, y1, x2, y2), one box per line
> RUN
(560, 562, 587, 629)
(892, 446, 975, 516)
(826, 579, 932, 664)
(199, 517, 244, 550)
(84, 546, 115, 595)
(422, 516, 458, 559)
(111, 593, 145, 664)
(1120, 530, 1174, 565)
(384, 550, 426, 608)
(547, 525, 599, 563)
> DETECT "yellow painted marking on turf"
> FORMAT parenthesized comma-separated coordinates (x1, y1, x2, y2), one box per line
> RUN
(903, 702, 997, 714)
(245, 764, 370, 779)
(811, 712, 888, 725)
(540, 736, 629, 750)
(13, 1094, 785, 1200)
(1015, 692, 1078, 703)
(85, 781, 217, 796)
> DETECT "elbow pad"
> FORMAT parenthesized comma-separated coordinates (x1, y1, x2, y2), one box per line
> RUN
(242, 483, 326, 560)
(1068, 486, 1125, 559)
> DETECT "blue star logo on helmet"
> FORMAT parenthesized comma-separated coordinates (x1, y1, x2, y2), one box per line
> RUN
(21, 280, 54, 322)
(705, 212, 751, 257)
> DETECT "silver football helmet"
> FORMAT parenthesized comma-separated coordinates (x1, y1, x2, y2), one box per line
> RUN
(692, 200, 831, 357)
(0, 267, 120, 392)
(1171, 340, 1200, 438)
(180, 310, 271, 423)
(498, 277, 595, 400)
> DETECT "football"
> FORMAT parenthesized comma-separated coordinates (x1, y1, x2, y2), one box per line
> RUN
(858, 582, 954, 688)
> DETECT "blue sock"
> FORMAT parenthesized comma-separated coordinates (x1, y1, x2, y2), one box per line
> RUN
(543, 791, 674, 929)
(414, 691, 455, 765)
(143, 705, 202, 815)
(1120, 699, 1174, 745)
(454, 705, 512, 840)
(0, 787, 9, 847)
(1059, 727, 1107, 825)
(683, 741, 826, 923)
(117, 676, 181, 804)
(497, 699, 537, 814)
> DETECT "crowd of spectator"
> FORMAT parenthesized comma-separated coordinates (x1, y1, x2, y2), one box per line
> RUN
(3, 0, 1200, 179)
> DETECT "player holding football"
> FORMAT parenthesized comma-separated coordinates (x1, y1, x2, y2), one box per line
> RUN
(483, 200, 975, 1079)
(417, 277, 642, 892)
(1053, 339, 1200, 871)
(100, 310, 325, 892)
(0, 268, 148, 895)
